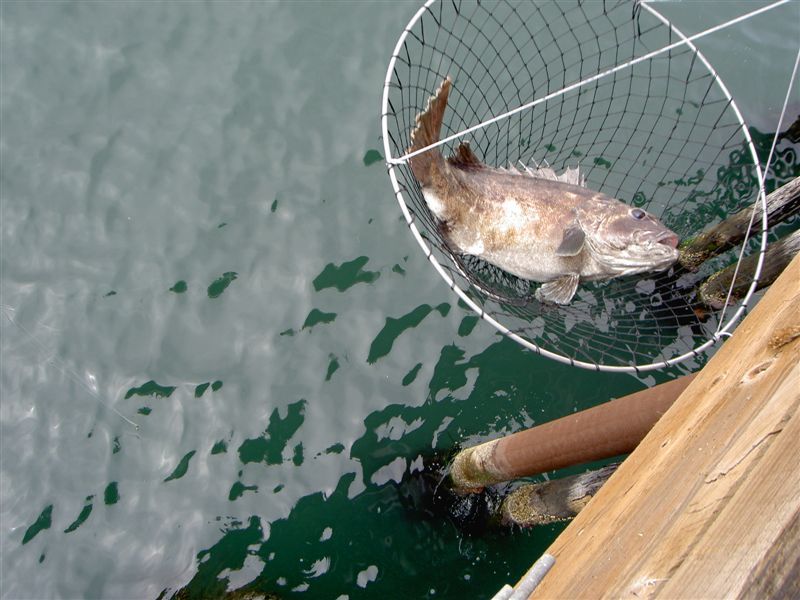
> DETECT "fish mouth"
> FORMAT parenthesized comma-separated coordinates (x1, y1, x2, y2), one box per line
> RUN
(657, 232, 680, 249)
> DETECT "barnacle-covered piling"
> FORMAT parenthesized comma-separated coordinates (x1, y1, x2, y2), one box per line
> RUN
(501, 464, 619, 527)
(679, 176, 799, 271)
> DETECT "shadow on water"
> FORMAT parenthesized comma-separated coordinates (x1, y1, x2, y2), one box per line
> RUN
(163, 124, 800, 600)
(10, 125, 796, 600)
(165, 330, 650, 599)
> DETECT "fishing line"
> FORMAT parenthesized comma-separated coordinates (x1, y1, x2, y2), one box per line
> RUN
(389, 0, 791, 166)
(714, 45, 800, 335)
(1, 305, 140, 431)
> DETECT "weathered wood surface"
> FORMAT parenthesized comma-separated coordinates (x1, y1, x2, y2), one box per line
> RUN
(531, 254, 800, 599)
(501, 464, 619, 528)
(699, 228, 800, 308)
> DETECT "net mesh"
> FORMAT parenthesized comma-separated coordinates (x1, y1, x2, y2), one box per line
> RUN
(382, 0, 766, 370)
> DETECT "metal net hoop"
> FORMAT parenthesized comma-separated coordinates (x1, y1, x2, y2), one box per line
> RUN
(381, 0, 767, 372)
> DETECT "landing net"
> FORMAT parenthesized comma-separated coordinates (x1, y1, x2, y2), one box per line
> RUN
(381, 0, 794, 372)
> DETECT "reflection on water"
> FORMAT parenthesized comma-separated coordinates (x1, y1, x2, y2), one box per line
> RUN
(313, 257, 381, 293)
(1, 1, 797, 599)
(368, 303, 450, 365)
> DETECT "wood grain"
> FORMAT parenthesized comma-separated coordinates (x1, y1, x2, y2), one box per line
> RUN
(530, 254, 800, 599)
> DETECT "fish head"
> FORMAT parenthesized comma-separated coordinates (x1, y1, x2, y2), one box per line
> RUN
(578, 201, 680, 276)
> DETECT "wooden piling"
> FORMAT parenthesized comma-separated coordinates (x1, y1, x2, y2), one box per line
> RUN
(501, 464, 619, 527)
(699, 228, 800, 308)
(679, 176, 800, 271)
(529, 254, 800, 599)
(449, 374, 695, 493)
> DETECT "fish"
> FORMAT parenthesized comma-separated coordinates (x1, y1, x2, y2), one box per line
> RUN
(406, 78, 680, 305)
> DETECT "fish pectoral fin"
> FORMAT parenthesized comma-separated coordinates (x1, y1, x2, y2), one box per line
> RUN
(535, 274, 580, 305)
(555, 225, 585, 256)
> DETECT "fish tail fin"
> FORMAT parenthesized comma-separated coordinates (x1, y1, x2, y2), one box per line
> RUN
(407, 77, 451, 186)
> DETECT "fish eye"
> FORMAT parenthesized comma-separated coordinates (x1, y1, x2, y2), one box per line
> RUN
(630, 208, 646, 220)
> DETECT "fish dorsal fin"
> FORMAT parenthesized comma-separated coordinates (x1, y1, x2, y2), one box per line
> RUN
(448, 142, 484, 170)
(515, 161, 586, 187)
(555, 223, 585, 256)
(558, 166, 585, 187)
(525, 162, 561, 181)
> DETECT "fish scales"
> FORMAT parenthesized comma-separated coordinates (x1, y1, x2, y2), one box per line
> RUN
(406, 78, 679, 305)
(443, 170, 608, 281)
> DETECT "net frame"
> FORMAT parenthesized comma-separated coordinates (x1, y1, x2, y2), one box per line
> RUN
(381, 0, 768, 373)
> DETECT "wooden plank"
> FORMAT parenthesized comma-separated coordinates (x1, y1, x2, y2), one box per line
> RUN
(659, 379, 800, 597)
(531, 254, 800, 599)
(739, 506, 800, 599)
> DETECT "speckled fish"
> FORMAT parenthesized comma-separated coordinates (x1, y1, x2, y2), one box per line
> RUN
(407, 78, 680, 305)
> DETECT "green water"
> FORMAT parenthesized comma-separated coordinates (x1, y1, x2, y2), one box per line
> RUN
(1, 2, 797, 599)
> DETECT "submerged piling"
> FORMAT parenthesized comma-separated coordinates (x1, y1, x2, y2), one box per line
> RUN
(679, 176, 800, 271)
(449, 374, 695, 493)
(501, 464, 619, 527)
(699, 229, 800, 308)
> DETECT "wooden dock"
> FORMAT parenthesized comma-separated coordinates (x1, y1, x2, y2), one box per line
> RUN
(529, 254, 800, 599)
